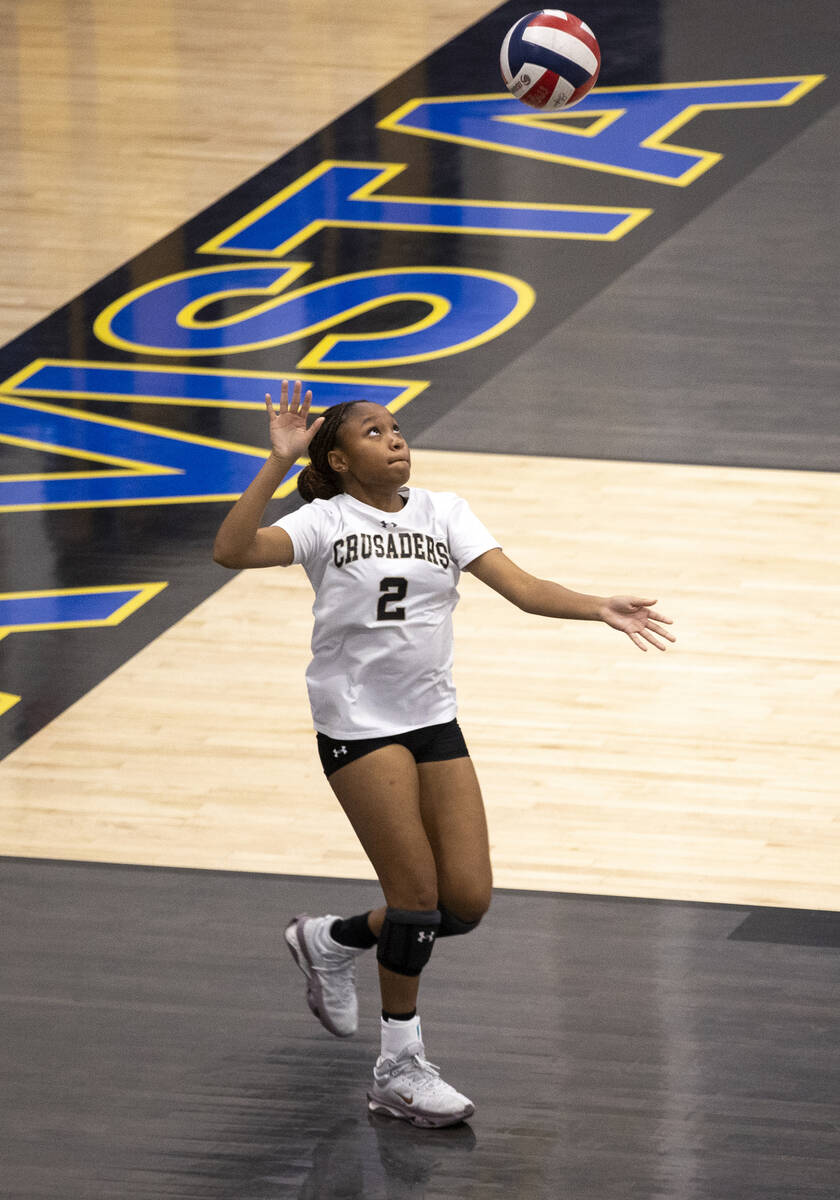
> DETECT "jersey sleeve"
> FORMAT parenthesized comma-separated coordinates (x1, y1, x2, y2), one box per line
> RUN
(445, 495, 501, 569)
(271, 501, 330, 569)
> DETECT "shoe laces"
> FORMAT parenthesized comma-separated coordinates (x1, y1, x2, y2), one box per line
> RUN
(390, 1045, 445, 1092)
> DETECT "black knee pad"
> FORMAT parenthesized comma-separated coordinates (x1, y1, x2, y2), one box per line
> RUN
(376, 908, 441, 976)
(437, 903, 482, 938)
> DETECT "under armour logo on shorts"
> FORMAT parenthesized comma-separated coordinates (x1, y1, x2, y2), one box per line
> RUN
(417, 930, 435, 943)
(333, 745, 348, 758)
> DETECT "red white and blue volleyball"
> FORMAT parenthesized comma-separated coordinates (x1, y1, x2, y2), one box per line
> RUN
(500, 10, 601, 111)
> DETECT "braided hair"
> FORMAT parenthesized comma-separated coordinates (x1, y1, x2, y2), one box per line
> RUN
(297, 401, 362, 502)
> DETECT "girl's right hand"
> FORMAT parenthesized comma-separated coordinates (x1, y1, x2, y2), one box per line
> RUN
(265, 380, 324, 461)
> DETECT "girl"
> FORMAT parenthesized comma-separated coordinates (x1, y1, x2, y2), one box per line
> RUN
(213, 380, 675, 1128)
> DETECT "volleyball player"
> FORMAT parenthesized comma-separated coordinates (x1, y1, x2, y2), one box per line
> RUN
(213, 380, 675, 1128)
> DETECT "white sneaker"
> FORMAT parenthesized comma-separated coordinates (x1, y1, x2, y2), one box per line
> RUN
(284, 912, 365, 1038)
(367, 1041, 475, 1128)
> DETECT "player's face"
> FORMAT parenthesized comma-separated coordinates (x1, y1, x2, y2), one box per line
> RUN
(330, 403, 411, 486)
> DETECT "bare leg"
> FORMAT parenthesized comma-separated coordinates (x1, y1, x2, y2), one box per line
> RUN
(418, 756, 493, 921)
(327, 745, 437, 1013)
(362, 761, 492, 938)
(329, 749, 492, 1010)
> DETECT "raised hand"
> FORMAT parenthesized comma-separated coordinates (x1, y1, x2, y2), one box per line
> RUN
(600, 597, 676, 652)
(265, 380, 324, 462)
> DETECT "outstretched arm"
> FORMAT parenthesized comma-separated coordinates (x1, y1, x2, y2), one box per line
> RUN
(467, 548, 675, 652)
(213, 381, 323, 569)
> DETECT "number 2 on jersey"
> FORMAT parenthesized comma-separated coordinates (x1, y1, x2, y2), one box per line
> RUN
(377, 577, 407, 621)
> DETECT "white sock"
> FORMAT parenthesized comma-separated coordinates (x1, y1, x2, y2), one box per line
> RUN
(380, 1013, 423, 1060)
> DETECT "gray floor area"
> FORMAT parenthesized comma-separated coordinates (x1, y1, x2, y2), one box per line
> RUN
(2, 859, 838, 1200)
(415, 106, 840, 471)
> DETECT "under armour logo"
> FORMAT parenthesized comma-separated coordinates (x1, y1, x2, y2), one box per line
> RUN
(380, 520, 398, 528)
(417, 930, 435, 943)
(332, 745, 348, 758)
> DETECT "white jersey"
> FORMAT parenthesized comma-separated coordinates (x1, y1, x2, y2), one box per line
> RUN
(274, 486, 500, 739)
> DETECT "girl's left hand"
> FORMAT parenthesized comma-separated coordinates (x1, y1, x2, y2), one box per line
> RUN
(600, 597, 676, 652)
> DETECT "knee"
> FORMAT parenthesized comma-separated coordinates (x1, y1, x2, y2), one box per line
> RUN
(438, 890, 491, 937)
(446, 881, 492, 924)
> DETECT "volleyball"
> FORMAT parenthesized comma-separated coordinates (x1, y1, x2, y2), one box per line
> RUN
(500, 10, 601, 111)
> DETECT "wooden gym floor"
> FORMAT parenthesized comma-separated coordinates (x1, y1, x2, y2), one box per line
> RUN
(1, 1, 838, 1197)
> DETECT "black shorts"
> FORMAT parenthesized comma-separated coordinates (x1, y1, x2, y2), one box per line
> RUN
(316, 718, 469, 778)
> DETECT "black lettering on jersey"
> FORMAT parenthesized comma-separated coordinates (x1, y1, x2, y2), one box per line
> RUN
(330, 532, 452, 572)
(377, 577, 407, 621)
